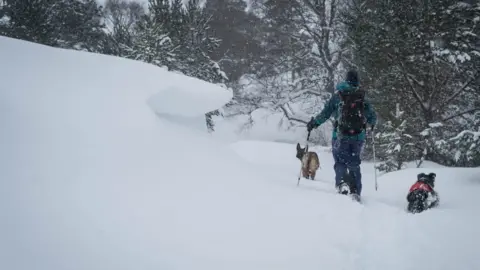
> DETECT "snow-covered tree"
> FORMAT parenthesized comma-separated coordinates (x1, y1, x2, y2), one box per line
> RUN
(343, 0, 480, 165)
(124, 14, 175, 68)
(375, 104, 416, 172)
(445, 112, 480, 167)
(102, 0, 145, 56)
(121, 0, 228, 132)
(417, 122, 451, 167)
(449, 130, 480, 167)
(174, 0, 228, 84)
(203, 0, 265, 81)
(0, 0, 105, 52)
(56, 0, 105, 51)
(223, 0, 346, 143)
(0, 0, 57, 45)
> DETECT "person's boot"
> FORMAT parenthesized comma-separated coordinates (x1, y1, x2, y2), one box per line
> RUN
(343, 169, 357, 195)
(336, 181, 350, 195)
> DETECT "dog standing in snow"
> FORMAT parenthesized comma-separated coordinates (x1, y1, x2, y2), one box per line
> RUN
(406, 172, 439, 213)
(296, 143, 320, 180)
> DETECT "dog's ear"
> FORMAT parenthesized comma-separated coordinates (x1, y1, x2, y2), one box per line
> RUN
(296, 143, 301, 151)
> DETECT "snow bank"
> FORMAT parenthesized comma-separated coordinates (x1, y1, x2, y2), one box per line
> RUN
(0, 37, 276, 270)
(147, 83, 231, 117)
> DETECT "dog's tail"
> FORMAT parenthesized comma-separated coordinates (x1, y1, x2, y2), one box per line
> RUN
(312, 152, 320, 170)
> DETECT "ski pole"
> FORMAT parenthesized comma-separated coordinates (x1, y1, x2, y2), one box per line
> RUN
(297, 129, 311, 186)
(372, 129, 378, 191)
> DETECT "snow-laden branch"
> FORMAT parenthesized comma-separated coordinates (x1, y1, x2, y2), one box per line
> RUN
(442, 107, 480, 122)
(450, 130, 480, 142)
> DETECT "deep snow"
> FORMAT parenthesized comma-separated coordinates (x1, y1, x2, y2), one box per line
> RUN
(230, 140, 480, 270)
(1, 36, 479, 270)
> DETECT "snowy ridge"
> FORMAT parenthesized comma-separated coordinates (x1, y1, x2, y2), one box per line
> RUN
(0, 36, 230, 121)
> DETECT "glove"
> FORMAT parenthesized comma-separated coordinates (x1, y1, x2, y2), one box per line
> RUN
(307, 117, 319, 132)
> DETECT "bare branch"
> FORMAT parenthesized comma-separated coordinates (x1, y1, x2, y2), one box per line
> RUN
(295, 2, 331, 70)
(429, 69, 452, 109)
(440, 71, 479, 107)
(301, 0, 323, 19)
(280, 105, 308, 124)
(395, 59, 427, 111)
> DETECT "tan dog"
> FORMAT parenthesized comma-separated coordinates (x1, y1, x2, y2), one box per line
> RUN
(296, 143, 320, 180)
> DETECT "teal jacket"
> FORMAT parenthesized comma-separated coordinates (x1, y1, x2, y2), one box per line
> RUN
(313, 82, 377, 141)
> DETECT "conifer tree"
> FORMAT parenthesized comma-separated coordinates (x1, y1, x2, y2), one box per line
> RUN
(376, 104, 415, 172)
(0, 0, 105, 51)
(343, 0, 480, 165)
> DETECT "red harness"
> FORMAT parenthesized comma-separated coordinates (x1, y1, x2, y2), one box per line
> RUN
(409, 181, 433, 193)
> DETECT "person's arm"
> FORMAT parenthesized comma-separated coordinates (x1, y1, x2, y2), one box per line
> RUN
(313, 95, 337, 126)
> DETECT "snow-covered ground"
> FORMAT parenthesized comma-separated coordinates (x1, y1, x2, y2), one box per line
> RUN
(230, 140, 480, 270)
(1, 36, 479, 270)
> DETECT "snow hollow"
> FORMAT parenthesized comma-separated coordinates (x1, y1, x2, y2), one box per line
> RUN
(1, 36, 480, 270)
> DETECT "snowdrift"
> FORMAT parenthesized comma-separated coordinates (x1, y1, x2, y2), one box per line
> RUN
(1, 36, 480, 270)
(0, 37, 306, 270)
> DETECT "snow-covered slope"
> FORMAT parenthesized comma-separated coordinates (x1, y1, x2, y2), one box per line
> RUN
(1, 36, 479, 270)
(230, 140, 480, 270)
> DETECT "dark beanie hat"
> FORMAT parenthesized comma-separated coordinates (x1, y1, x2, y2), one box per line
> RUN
(346, 70, 359, 87)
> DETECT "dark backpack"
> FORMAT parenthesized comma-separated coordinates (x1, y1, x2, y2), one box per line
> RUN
(336, 89, 366, 136)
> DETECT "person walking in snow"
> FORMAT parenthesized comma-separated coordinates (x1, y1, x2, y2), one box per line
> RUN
(306, 70, 377, 197)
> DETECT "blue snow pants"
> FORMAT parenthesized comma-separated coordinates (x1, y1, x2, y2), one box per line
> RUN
(332, 138, 364, 195)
